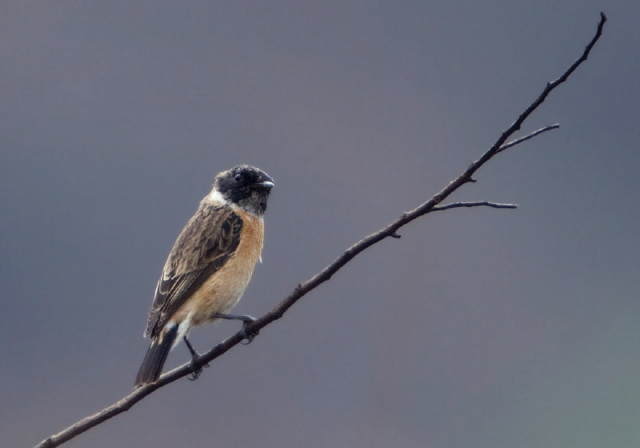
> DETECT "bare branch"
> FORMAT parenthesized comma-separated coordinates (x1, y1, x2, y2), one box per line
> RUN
(432, 201, 518, 212)
(34, 12, 607, 448)
(497, 124, 560, 154)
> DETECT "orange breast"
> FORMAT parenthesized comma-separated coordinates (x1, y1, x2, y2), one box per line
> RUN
(174, 212, 264, 327)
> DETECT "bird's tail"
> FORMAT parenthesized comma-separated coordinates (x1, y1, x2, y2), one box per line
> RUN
(135, 325, 178, 388)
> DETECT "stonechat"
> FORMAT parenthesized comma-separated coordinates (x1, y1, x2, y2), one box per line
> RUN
(135, 165, 274, 387)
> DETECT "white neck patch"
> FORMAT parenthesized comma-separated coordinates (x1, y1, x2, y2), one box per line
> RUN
(206, 188, 228, 205)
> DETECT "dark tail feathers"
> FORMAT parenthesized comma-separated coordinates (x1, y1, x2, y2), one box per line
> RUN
(135, 325, 178, 387)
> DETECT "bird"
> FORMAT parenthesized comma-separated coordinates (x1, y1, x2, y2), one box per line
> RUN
(135, 165, 274, 387)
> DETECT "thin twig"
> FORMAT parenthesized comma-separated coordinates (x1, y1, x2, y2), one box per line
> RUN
(497, 124, 560, 153)
(34, 12, 607, 448)
(432, 201, 518, 212)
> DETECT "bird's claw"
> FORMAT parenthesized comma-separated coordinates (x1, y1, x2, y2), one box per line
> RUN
(188, 356, 209, 381)
(240, 319, 259, 345)
(183, 336, 209, 381)
(211, 313, 259, 344)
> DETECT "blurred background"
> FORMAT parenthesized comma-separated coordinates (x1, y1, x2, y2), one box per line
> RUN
(1, 1, 639, 447)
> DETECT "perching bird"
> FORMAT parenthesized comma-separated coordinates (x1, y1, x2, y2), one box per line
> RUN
(135, 165, 274, 387)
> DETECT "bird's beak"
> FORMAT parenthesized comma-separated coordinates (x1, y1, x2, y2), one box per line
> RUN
(259, 181, 275, 189)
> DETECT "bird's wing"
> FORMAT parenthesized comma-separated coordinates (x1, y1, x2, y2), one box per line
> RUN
(144, 204, 243, 338)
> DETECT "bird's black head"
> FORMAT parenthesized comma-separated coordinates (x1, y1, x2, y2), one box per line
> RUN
(214, 165, 274, 216)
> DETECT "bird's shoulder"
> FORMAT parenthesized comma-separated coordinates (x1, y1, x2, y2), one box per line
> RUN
(166, 202, 244, 276)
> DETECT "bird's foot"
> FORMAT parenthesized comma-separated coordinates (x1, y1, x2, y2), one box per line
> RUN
(188, 358, 209, 381)
(183, 336, 209, 381)
(211, 313, 259, 344)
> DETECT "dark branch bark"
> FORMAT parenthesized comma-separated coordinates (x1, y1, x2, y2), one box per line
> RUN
(34, 12, 607, 448)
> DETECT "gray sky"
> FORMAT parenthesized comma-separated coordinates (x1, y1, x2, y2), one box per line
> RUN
(1, 1, 639, 447)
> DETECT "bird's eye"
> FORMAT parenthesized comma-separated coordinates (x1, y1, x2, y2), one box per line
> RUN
(234, 173, 243, 182)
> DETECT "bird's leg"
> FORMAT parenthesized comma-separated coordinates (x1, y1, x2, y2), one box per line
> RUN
(211, 312, 259, 344)
(183, 336, 208, 381)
